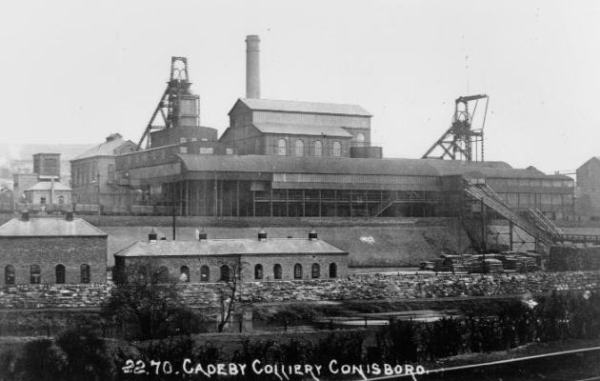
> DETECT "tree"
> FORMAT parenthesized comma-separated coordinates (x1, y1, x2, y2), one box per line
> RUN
(14, 339, 65, 381)
(55, 327, 113, 381)
(102, 261, 203, 340)
(216, 262, 241, 333)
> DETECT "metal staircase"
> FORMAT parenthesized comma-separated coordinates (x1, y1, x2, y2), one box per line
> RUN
(464, 183, 557, 245)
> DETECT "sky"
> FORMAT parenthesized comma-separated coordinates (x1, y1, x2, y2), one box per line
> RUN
(0, 0, 599, 173)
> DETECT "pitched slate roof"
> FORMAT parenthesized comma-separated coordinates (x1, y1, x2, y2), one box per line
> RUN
(232, 98, 372, 117)
(252, 122, 353, 138)
(114, 238, 347, 257)
(0, 217, 107, 237)
(73, 136, 135, 160)
(25, 181, 71, 191)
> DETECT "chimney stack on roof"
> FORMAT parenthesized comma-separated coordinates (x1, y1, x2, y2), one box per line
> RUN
(148, 228, 158, 243)
(65, 212, 74, 221)
(198, 228, 207, 241)
(258, 229, 267, 241)
(308, 229, 318, 240)
(20, 211, 29, 222)
(245, 35, 261, 99)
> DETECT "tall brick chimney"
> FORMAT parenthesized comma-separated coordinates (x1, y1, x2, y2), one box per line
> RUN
(245, 35, 260, 99)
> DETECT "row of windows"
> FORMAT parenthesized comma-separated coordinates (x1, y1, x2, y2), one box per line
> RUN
(152, 263, 338, 283)
(277, 139, 343, 157)
(254, 263, 337, 280)
(4, 264, 91, 285)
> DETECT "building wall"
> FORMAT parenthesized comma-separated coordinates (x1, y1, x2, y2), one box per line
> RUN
(25, 188, 72, 206)
(0, 236, 107, 285)
(116, 251, 348, 283)
(71, 156, 136, 210)
(576, 158, 600, 217)
(240, 252, 348, 281)
(263, 134, 351, 157)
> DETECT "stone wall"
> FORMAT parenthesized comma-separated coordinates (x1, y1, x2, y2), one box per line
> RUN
(1, 271, 599, 309)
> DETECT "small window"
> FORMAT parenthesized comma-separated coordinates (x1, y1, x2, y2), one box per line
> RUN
(294, 264, 303, 279)
(220, 265, 230, 282)
(356, 133, 365, 143)
(58, 195, 64, 205)
(200, 265, 210, 282)
(314, 140, 322, 157)
(295, 139, 304, 157)
(180, 266, 190, 283)
(273, 264, 282, 280)
(30, 265, 41, 284)
(254, 264, 263, 280)
(55, 264, 65, 284)
(329, 263, 337, 278)
(180, 137, 187, 144)
(311, 263, 320, 279)
(80, 264, 90, 284)
(5, 265, 15, 285)
(40, 197, 46, 205)
(332, 141, 342, 157)
(179, 146, 188, 154)
(156, 266, 170, 283)
(277, 139, 287, 156)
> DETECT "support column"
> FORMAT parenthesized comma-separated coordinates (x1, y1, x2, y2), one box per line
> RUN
(269, 188, 273, 217)
(236, 181, 240, 217)
(318, 190, 322, 217)
(302, 189, 306, 217)
(509, 221, 514, 251)
(285, 189, 289, 217)
(252, 191, 256, 217)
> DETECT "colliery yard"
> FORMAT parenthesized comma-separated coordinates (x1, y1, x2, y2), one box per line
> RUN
(1, 32, 600, 381)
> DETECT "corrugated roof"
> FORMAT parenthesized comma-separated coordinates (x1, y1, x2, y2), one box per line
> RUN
(179, 154, 441, 177)
(234, 98, 372, 117)
(73, 137, 134, 160)
(0, 217, 107, 237)
(25, 181, 71, 191)
(114, 238, 347, 257)
(253, 123, 353, 137)
(178, 154, 570, 180)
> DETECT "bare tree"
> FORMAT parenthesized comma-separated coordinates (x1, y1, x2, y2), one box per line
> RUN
(216, 261, 244, 333)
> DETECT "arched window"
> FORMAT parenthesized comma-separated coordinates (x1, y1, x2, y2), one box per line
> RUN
(294, 264, 303, 279)
(314, 140, 322, 157)
(329, 263, 338, 278)
(332, 141, 342, 157)
(311, 263, 320, 279)
(156, 266, 169, 283)
(254, 264, 263, 280)
(58, 195, 65, 205)
(356, 133, 365, 143)
(277, 139, 287, 156)
(30, 265, 41, 284)
(55, 264, 65, 284)
(5, 265, 15, 285)
(220, 265, 230, 282)
(273, 264, 282, 280)
(180, 266, 190, 283)
(200, 265, 210, 282)
(294, 139, 304, 157)
(80, 264, 90, 284)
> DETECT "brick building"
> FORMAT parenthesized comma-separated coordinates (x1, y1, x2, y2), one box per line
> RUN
(219, 98, 378, 158)
(0, 213, 108, 285)
(70, 133, 137, 213)
(114, 230, 348, 283)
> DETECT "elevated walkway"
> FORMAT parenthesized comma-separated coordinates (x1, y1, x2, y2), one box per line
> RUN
(463, 182, 559, 245)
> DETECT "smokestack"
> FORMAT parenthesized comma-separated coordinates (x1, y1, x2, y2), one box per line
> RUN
(245, 35, 260, 99)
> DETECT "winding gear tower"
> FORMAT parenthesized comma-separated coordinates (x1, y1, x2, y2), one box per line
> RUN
(137, 57, 201, 149)
(423, 94, 489, 162)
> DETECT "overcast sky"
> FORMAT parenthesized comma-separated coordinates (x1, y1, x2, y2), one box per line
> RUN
(1, 0, 599, 173)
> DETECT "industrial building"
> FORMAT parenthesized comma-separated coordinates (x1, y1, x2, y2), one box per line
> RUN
(0, 212, 107, 285)
(114, 229, 348, 283)
(114, 35, 573, 221)
(70, 133, 137, 213)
